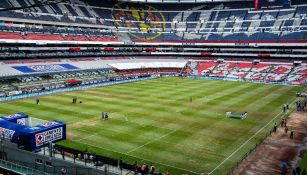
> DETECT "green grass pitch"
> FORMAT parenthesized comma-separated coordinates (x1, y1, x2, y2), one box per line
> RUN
(0, 77, 306, 174)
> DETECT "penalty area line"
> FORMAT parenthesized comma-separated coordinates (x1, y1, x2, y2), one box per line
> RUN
(208, 99, 297, 175)
(126, 129, 177, 154)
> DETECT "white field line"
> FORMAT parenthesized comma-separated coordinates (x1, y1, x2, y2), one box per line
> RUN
(76, 133, 98, 142)
(208, 99, 297, 175)
(13, 107, 199, 174)
(76, 140, 201, 175)
(126, 129, 177, 154)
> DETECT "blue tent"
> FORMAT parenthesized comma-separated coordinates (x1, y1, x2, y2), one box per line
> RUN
(0, 116, 66, 151)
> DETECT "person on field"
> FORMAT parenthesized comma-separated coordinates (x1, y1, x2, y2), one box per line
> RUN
(102, 112, 105, 120)
(149, 165, 155, 174)
(36, 98, 40, 105)
(281, 161, 288, 175)
(140, 163, 146, 174)
(105, 112, 109, 120)
(273, 123, 277, 133)
(133, 161, 138, 175)
(284, 126, 288, 134)
(296, 166, 301, 175)
(73, 97, 77, 104)
(119, 157, 123, 170)
(281, 119, 285, 127)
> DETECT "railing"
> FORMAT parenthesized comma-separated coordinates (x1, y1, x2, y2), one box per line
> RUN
(0, 159, 47, 175)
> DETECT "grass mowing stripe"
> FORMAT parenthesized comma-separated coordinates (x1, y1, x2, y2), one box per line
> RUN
(76, 140, 201, 175)
(0, 77, 305, 174)
(126, 129, 177, 154)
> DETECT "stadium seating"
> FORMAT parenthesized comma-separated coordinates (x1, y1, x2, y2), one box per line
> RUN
(0, 32, 23, 39)
(188, 60, 307, 85)
(0, 0, 306, 43)
(196, 61, 217, 76)
(24, 33, 63, 41)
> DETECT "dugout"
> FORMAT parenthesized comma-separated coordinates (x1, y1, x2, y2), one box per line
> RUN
(0, 118, 66, 151)
(65, 79, 82, 87)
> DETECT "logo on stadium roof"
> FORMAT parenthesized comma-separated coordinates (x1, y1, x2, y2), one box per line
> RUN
(112, 3, 166, 40)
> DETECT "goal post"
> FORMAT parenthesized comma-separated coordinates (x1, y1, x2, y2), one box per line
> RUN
(226, 112, 248, 120)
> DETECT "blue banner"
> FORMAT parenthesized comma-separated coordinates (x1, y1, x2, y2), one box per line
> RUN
(12, 64, 80, 73)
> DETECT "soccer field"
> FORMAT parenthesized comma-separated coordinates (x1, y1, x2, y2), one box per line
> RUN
(0, 77, 305, 174)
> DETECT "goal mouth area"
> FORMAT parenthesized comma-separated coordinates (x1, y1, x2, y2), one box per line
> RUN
(28, 117, 49, 127)
(226, 112, 248, 120)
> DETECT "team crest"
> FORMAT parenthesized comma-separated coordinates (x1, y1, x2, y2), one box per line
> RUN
(35, 132, 45, 145)
(112, 3, 166, 40)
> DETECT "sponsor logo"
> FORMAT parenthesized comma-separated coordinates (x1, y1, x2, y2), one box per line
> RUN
(0, 127, 15, 140)
(17, 118, 26, 125)
(28, 65, 67, 72)
(40, 121, 59, 127)
(2, 113, 22, 119)
(35, 127, 63, 146)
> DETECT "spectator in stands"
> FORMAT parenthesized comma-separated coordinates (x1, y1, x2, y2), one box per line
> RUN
(105, 112, 109, 120)
(166, 170, 171, 175)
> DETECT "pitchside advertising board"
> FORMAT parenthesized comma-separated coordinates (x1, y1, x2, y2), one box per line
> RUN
(0, 115, 66, 151)
(22, 120, 66, 151)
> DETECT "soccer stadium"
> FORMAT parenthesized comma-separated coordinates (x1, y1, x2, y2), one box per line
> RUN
(0, 0, 306, 174)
